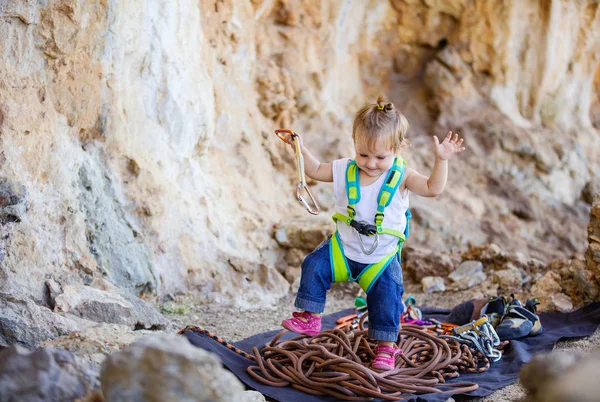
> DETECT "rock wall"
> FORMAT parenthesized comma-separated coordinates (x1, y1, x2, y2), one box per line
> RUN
(0, 0, 598, 307)
(587, 195, 600, 281)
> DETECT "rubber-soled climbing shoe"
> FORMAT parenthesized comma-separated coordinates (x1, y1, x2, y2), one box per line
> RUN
(448, 298, 482, 325)
(481, 296, 508, 328)
(281, 311, 321, 336)
(525, 298, 543, 336)
(372, 345, 403, 371)
(495, 301, 540, 340)
(448, 296, 505, 326)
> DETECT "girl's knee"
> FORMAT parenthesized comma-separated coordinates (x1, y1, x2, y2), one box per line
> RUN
(301, 251, 332, 283)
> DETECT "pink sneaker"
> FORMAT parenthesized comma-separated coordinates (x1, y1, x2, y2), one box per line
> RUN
(281, 311, 322, 336)
(372, 345, 403, 371)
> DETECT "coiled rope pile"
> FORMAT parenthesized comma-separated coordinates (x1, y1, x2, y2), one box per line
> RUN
(180, 320, 502, 401)
(246, 325, 483, 400)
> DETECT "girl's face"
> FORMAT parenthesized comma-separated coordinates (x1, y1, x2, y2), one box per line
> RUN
(354, 136, 396, 178)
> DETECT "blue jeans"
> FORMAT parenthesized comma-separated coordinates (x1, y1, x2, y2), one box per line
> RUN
(295, 237, 405, 342)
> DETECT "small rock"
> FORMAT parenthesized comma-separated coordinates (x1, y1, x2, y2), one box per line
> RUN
(546, 293, 573, 313)
(448, 261, 486, 290)
(462, 243, 502, 261)
(0, 177, 27, 223)
(494, 267, 525, 291)
(421, 276, 446, 293)
(580, 179, 598, 204)
(403, 247, 458, 281)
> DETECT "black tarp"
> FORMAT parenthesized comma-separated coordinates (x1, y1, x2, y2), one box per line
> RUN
(182, 303, 600, 402)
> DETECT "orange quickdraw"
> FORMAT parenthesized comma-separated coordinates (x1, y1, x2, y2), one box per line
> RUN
(274, 129, 320, 215)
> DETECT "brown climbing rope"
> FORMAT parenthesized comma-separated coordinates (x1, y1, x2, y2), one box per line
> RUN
(246, 325, 480, 400)
(180, 322, 506, 400)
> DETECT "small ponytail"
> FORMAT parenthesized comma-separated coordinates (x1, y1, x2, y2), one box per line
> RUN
(376, 95, 394, 113)
(353, 95, 409, 153)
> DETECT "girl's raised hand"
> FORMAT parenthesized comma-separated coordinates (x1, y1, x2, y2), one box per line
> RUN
(433, 131, 465, 160)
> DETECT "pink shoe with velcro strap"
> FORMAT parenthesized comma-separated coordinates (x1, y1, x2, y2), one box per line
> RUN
(281, 311, 322, 336)
(372, 345, 403, 371)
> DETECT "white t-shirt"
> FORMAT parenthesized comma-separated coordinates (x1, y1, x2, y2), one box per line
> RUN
(332, 158, 409, 264)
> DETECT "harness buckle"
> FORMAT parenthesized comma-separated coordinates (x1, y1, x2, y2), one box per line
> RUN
(349, 220, 378, 236)
(275, 129, 320, 215)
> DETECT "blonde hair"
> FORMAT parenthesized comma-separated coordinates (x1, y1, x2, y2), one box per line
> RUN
(352, 96, 409, 153)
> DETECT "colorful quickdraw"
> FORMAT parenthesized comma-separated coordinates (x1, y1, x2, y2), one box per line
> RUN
(441, 315, 503, 362)
(334, 305, 368, 330)
(274, 129, 320, 215)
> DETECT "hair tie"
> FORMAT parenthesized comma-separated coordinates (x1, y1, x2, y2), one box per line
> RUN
(377, 104, 385, 111)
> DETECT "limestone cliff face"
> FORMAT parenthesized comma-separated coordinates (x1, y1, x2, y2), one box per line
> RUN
(0, 0, 598, 306)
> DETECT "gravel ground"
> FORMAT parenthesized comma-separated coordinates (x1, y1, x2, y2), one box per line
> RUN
(166, 285, 600, 402)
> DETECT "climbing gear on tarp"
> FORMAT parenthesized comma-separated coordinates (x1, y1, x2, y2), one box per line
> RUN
(401, 296, 423, 322)
(354, 295, 367, 309)
(334, 300, 368, 330)
(441, 315, 504, 362)
(329, 157, 412, 293)
(448, 294, 543, 341)
(274, 129, 320, 215)
(334, 306, 368, 330)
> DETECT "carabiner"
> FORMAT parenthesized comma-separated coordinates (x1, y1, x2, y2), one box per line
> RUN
(355, 231, 378, 255)
(274, 129, 320, 215)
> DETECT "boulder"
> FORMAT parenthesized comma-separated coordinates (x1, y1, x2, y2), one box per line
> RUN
(586, 194, 600, 282)
(531, 271, 572, 312)
(0, 292, 79, 348)
(54, 283, 167, 330)
(273, 215, 333, 251)
(448, 260, 487, 290)
(493, 265, 527, 291)
(521, 350, 600, 402)
(402, 247, 457, 281)
(0, 345, 98, 402)
(100, 334, 246, 402)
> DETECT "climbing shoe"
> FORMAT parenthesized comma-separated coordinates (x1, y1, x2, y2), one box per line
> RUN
(448, 296, 506, 326)
(495, 299, 541, 340)
(480, 295, 508, 328)
(281, 311, 321, 336)
(524, 298, 543, 336)
(372, 345, 403, 371)
(448, 298, 484, 325)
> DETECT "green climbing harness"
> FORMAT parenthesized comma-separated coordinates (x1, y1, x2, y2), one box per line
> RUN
(329, 157, 412, 293)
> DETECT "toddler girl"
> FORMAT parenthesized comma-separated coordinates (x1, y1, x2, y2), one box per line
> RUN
(281, 96, 465, 370)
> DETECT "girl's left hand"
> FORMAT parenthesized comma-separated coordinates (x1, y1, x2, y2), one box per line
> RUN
(433, 131, 465, 160)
